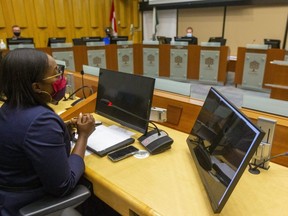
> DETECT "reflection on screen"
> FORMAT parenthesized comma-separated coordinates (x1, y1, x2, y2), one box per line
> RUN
(96, 69, 155, 134)
(186, 87, 265, 213)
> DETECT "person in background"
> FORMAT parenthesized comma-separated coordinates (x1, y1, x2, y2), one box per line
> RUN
(185, 26, 198, 45)
(0, 48, 96, 215)
(12, 25, 22, 39)
(103, 27, 113, 45)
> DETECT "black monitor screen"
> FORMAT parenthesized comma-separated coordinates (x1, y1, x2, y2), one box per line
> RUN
(81, 37, 102, 45)
(72, 38, 84, 46)
(110, 36, 129, 44)
(47, 37, 66, 47)
(6, 38, 34, 45)
(96, 69, 155, 134)
(264, 39, 281, 49)
(157, 36, 172, 44)
(186, 87, 265, 213)
(174, 36, 198, 45)
(208, 37, 227, 46)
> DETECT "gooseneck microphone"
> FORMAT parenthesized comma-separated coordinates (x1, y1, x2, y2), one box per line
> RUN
(65, 70, 93, 106)
(100, 98, 161, 135)
(100, 98, 174, 154)
(248, 151, 288, 174)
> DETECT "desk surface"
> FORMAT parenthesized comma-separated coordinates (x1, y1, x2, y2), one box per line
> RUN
(84, 114, 288, 216)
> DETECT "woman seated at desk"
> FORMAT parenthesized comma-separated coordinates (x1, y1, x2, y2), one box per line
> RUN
(0, 49, 96, 215)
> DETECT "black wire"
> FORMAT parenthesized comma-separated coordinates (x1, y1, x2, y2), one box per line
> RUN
(63, 86, 93, 101)
(81, 71, 87, 99)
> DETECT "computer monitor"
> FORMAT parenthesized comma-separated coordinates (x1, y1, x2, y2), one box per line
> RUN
(264, 39, 281, 49)
(186, 87, 265, 213)
(81, 36, 102, 45)
(157, 36, 172, 44)
(208, 37, 227, 46)
(6, 38, 34, 46)
(110, 36, 129, 44)
(72, 38, 84, 46)
(174, 36, 198, 45)
(96, 69, 155, 134)
(47, 37, 66, 47)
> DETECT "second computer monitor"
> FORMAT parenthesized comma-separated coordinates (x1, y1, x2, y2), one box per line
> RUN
(110, 36, 129, 44)
(174, 36, 198, 45)
(208, 37, 227, 46)
(264, 39, 281, 49)
(47, 37, 66, 47)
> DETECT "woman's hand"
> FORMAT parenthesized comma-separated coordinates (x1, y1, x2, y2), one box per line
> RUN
(76, 113, 95, 140)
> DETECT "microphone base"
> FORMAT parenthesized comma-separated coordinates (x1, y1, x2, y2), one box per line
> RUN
(138, 129, 173, 155)
(248, 164, 270, 175)
(248, 168, 261, 175)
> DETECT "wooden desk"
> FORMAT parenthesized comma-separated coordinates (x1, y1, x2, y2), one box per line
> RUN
(82, 114, 288, 216)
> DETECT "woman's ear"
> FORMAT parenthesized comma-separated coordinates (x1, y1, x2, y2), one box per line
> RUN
(31, 82, 42, 93)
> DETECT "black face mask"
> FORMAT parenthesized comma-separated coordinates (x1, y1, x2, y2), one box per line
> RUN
(14, 32, 20, 37)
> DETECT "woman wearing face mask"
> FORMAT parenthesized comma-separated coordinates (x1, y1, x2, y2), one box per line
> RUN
(0, 48, 96, 215)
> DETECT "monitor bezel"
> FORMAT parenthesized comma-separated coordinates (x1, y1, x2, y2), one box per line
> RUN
(81, 36, 102, 45)
(174, 36, 197, 45)
(95, 69, 155, 134)
(264, 39, 281, 49)
(208, 37, 227, 46)
(186, 87, 265, 213)
(47, 37, 66, 47)
(110, 36, 129, 44)
(6, 38, 34, 46)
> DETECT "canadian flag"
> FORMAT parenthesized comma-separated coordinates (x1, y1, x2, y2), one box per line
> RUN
(110, 0, 117, 36)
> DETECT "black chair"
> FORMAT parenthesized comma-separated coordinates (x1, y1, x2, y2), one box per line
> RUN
(19, 184, 91, 216)
(208, 37, 226, 46)
(264, 39, 281, 49)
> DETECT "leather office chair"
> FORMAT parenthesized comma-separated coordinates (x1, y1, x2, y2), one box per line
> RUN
(19, 184, 91, 216)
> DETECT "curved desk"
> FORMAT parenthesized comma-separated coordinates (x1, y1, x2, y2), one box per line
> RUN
(83, 114, 288, 216)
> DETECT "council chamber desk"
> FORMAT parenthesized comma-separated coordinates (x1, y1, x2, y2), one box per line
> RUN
(78, 113, 287, 216)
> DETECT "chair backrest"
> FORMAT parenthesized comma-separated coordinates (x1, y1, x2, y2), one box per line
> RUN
(19, 184, 91, 216)
(208, 37, 226, 46)
(264, 39, 281, 49)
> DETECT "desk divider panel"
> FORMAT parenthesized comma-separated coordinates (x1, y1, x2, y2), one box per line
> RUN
(199, 49, 220, 84)
(155, 78, 191, 96)
(143, 45, 159, 77)
(117, 41, 134, 73)
(51, 43, 75, 71)
(87, 50, 106, 68)
(240, 50, 267, 91)
(170, 43, 188, 80)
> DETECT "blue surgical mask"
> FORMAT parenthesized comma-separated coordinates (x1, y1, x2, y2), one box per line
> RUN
(186, 33, 192, 37)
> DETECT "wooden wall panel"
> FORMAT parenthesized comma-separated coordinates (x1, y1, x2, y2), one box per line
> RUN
(34, 0, 47, 27)
(132, 0, 139, 28)
(89, 0, 99, 28)
(119, 0, 126, 28)
(11, 0, 28, 27)
(0, 0, 141, 47)
(53, 0, 66, 27)
(0, 3, 5, 28)
(72, 0, 83, 28)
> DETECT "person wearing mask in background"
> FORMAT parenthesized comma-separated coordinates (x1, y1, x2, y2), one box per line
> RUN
(0, 48, 96, 215)
(12, 25, 22, 39)
(185, 26, 198, 45)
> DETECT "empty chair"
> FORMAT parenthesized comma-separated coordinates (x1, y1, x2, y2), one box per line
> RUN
(264, 39, 281, 49)
(208, 37, 226, 46)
